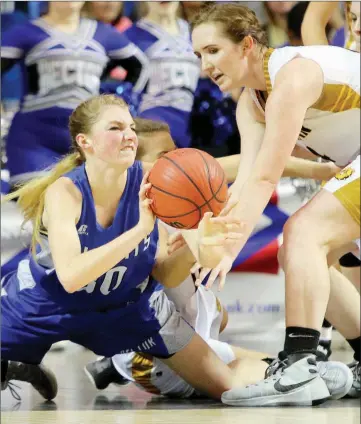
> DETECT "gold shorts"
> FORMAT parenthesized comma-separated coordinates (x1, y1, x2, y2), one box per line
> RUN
(323, 156, 360, 226)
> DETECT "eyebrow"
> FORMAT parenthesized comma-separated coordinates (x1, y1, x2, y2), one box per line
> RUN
(194, 44, 217, 55)
(109, 120, 136, 128)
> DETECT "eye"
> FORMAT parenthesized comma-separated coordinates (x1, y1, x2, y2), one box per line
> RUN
(208, 47, 219, 54)
(109, 126, 120, 131)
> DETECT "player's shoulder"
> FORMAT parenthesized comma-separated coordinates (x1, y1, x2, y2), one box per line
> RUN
(45, 176, 82, 207)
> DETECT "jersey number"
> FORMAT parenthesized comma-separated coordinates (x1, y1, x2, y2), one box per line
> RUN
(79, 266, 127, 295)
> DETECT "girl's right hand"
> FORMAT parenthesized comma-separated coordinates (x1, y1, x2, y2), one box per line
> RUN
(139, 172, 156, 234)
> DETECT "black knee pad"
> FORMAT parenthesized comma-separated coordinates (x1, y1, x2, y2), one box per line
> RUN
(339, 252, 361, 268)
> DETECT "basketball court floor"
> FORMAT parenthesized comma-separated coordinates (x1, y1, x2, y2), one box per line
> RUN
(1, 344, 359, 424)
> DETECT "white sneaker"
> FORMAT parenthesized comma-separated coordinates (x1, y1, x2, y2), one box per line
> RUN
(347, 361, 360, 398)
(317, 360, 353, 400)
(222, 355, 331, 407)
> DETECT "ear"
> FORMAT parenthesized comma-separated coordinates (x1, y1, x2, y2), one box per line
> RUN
(75, 133, 92, 152)
(242, 35, 254, 56)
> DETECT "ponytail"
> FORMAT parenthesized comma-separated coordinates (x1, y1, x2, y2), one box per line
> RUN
(3, 152, 83, 256)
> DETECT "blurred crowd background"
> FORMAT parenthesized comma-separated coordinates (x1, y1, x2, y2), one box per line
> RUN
(0, 1, 354, 352)
(1, 1, 351, 165)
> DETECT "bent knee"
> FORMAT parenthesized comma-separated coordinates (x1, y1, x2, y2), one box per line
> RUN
(283, 213, 331, 252)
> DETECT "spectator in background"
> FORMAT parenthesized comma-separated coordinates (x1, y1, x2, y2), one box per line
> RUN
(301, 2, 356, 50)
(83, 2, 132, 32)
(1, 1, 149, 186)
(180, 1, 206, 22)
(83, 2, 133, 83)
(264, 1, 297, 47)
(1, 2, 27, 110)
(124, 1, 200, 148)
(286, 2, 332, 46)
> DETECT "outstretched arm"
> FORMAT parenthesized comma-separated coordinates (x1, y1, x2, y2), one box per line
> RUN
(226, 58, 324, 253)
(217, 153, 339, 183)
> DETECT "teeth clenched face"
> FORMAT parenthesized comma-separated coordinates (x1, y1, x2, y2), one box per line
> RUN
(78, 105, 138, 167)
(192, 22, 247, 92)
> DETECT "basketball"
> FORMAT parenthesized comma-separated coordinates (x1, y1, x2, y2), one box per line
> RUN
(147, 148, 228, 229)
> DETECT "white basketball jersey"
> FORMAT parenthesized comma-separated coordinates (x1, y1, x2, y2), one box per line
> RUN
(250, 45, 360, 167)
(112, 277, 225, 397)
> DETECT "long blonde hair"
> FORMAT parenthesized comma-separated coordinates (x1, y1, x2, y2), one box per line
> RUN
(3, 94, 128, 256)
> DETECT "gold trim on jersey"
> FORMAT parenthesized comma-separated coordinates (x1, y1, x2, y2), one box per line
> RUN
(262, 47, 360, 112)
(131, 353, 160, 395)
(263, 48, 274, 95)
(333, 178, 360, 226)
(312, 83, 360, 112)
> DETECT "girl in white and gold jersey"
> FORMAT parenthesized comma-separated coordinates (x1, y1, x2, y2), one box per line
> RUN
(192, 3, 360, 407)
(85, 272, 270, 397)
(302, 0, 360, 358)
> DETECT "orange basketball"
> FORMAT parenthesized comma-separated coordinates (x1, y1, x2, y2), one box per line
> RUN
(147, 148, 228, 229)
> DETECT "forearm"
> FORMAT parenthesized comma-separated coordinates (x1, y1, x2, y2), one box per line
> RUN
(216, 155, 240, 183)
(283, 156, 336, 180)
(229, 177, 277, 255)
(59, 224, 148, 293)
(153, 246, 196, 288)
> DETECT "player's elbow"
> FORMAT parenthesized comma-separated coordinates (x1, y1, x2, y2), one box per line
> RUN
(57, 270, 78, 294)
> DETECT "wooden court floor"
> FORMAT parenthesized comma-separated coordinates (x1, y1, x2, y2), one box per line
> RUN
(1, 345, 360, 424)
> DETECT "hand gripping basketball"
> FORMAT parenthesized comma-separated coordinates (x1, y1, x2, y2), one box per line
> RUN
(138, 171, 156, 235)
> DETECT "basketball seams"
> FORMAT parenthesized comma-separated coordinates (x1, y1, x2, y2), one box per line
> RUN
(150, 178, 226, 219)
(150, 184, 202, 219)
(196, 150, 227, 204)
(162, 155, 215, 213)
(148, 149, 228, 229)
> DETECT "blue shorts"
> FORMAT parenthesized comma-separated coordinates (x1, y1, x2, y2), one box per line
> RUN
(138, 107, 191, 149)
(6, 107, 73, 184)
(1, 278, 194, 364)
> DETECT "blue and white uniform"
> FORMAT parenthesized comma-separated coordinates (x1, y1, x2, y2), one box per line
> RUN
(125, 19, 200, 148)
(1, 162, 194, 364)
(1, 18, 149, 184)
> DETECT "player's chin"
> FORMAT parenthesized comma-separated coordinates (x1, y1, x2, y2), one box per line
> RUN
(217, 79, 233, 93)
(116, 151, 136, 166)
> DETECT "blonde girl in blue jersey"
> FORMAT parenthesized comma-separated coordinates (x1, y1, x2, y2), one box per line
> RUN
(1, 94, 247, 402)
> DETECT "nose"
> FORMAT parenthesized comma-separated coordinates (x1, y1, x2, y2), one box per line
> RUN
(201, 56, 213, 74)
(124, 127, 137, 142)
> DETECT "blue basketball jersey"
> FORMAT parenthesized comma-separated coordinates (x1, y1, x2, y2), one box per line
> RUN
(1, 17, 148, 112)
(5, 161, 160, 316)
(125, 19, 200, 114)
